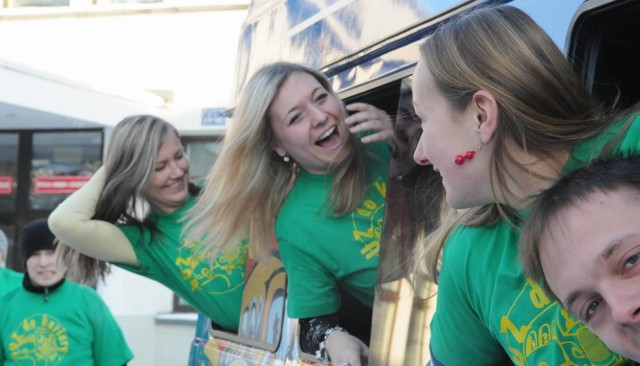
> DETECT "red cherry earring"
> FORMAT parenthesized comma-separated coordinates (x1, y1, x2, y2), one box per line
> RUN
(454, 141, 483, 165)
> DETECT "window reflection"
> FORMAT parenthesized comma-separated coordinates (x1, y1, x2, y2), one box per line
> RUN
(0, 134, 18, 213)
(30, 131, 102, 210)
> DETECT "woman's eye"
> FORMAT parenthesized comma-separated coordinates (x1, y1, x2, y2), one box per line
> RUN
(315, 93, 328, 103)
(289, 113, 302, 125)
(624, 254, 639, 270)
(584, 299, 602, 322)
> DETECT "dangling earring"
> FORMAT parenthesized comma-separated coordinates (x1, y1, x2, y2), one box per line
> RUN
(454, 141, 483, 165)
(282, 154, 290, 163)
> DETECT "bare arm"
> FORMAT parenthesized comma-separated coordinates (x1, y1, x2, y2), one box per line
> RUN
(48, 167, 139, 267)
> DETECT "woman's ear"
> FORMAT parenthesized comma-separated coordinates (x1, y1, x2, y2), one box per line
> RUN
(472, 90, 498, 143)
(272, 144, 286, 158)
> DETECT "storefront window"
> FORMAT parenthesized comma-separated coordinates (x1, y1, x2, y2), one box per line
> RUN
(30, 131, 102, 210)
(184, 138, 223, 184)
(0, 133, 18, 214)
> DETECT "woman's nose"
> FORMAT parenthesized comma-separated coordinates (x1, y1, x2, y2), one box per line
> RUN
(310, 105, 329, 127)
(413, 139, 430, 165)
(168, 161, 186, 178)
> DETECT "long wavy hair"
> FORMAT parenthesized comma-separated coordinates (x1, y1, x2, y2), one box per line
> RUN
(58, 115, 191, 283)
(185, 62, 374, 259)
(413, 5, 610, 285)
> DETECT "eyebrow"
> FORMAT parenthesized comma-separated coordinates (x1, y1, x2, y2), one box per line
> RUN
(280, 86, 324, 124)
(563, 239, 625, 309)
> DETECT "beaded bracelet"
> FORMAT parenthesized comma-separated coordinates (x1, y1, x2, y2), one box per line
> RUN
(315, 326, 348, 365)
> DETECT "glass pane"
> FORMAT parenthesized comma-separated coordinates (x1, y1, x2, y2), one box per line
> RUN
(373, 77, 442, 365)
(0, 133, 18, 213)
(184, 139, 222, 184)
(30, 131, 102, 210)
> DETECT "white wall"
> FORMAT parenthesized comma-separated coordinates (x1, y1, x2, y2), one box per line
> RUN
(99, 268, 194, 366)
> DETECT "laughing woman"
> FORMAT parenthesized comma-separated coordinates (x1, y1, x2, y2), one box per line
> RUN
(48, 115, 247, 332)
(186, 62, 393, 366)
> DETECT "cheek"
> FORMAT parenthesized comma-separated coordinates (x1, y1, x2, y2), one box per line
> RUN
(148, 172, 165, 190)
(180, 159, 190, 172)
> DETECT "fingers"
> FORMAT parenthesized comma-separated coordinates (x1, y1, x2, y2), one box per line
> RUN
(345, 103, 394, 145)
(325, 332, 369, 366)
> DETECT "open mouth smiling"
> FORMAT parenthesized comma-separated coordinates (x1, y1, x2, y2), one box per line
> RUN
(315, 126, 338, 147)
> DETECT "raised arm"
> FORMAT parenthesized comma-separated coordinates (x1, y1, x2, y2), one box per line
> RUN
(345, 102, 394, 146)
(48, 167, 139, 267)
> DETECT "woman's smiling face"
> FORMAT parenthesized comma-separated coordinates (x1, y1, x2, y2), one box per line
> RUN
(269, 71, 350, 174)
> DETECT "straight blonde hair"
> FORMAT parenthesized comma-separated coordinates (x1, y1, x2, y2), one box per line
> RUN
(57, 115, 184, 283)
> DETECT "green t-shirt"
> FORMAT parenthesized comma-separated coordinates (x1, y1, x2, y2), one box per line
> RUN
(0, 281, 133, 366)
(0, 268, 22, 299)
(277, 141, 391, 318)
(116, 195, 247, 332)
(430, 115, 640, 365)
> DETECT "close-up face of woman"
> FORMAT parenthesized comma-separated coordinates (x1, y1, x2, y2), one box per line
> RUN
(268, 71, 351, 175)
(411, 59, 493, 209)
(145, 131, 190, 213)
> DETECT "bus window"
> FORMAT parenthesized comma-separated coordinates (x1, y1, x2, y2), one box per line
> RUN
(569, 0, 640, 110)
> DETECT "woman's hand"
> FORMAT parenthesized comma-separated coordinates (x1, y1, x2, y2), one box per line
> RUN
(325, 331, 370, 366)
(345, 102, 394, 146)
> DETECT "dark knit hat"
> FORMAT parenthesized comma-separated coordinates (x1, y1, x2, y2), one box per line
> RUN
(20, 218, 56, 266)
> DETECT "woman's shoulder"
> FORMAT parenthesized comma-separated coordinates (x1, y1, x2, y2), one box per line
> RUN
(444, 219, 518, 261)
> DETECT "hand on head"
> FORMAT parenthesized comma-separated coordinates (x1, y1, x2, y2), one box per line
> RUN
(345, 103, 394, 145)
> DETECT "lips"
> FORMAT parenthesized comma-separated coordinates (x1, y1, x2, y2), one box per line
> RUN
(163, 178, 186, 192)
(315, 125, 343, 150)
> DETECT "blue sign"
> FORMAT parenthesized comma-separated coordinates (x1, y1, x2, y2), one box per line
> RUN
(201, 108, 227, 126)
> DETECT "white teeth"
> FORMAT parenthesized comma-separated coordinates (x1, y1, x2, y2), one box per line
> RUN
(318, 126, 336, 142)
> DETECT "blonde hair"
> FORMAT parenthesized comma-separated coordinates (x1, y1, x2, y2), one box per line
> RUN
(185, 62, 375, 259)
(58, 115, 182, 283)
(414, 5, 608, 284)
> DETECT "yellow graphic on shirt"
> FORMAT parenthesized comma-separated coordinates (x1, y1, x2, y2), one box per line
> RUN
(352, 177, 386, 260)
(8, 314, 68, 365)
(500, 278, 624, 365)
(176, 237, 248, 295)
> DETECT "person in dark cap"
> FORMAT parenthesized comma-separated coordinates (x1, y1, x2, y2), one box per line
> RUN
(0, 228, 22, 298)
(0, 218, 133, 365)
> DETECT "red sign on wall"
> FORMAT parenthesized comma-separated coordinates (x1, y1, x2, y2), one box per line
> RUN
(0, 176, 13, 195)
(33, 175, 91, 194)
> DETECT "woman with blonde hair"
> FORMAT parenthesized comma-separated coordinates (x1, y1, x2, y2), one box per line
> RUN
(49, 115, 247, 332)
(410, 5, 640, 365)
(186, 62, 393, 366)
